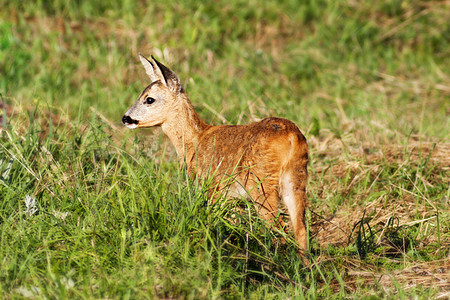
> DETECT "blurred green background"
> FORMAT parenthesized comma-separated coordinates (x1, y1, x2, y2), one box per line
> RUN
(1, 0, 448, 138)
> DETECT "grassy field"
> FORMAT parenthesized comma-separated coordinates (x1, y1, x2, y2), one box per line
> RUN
(1, 0, 449, 298)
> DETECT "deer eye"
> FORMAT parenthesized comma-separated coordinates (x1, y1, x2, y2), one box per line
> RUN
(145, 97, 156, 105)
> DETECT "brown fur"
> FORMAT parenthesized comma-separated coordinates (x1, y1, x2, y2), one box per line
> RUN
(122, 55, 309, 263)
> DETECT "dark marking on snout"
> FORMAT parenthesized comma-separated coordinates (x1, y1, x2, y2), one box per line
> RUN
(122, 115, 139, 125)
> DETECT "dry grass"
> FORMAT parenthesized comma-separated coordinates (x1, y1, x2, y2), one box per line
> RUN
(305, 116, 449, 296)
(347, 260, 449, 298)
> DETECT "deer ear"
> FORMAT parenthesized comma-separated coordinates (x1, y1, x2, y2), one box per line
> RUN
(150, 55, 183, 94)
(139, 53, 165, 83)
(139, 54, 183, 94)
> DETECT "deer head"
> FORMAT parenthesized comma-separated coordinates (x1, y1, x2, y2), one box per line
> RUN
(122, 54, 183, 129)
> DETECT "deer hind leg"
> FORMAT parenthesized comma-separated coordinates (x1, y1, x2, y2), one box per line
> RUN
(245, 179, 284, 227)
(280, 167, 308, 263)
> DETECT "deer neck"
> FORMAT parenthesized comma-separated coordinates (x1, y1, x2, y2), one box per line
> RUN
(161, 94, 209, 164)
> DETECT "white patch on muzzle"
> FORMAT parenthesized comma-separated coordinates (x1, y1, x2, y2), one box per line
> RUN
(125, 123, 138, 129)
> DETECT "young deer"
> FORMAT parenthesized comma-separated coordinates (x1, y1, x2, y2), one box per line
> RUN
(122, 55, 309, 261)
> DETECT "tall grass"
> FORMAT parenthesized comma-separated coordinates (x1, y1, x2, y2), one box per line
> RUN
(1, 0, 448, 298)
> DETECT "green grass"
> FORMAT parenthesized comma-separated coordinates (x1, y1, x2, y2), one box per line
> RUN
(1, 0, 449, 298)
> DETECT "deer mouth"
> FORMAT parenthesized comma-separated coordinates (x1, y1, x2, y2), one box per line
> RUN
(122, 115, 139, 129)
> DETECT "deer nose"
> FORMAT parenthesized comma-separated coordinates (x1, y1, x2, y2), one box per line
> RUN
(122, 115, 139, 125)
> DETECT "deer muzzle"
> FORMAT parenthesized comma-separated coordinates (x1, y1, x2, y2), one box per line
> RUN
(122, 115, 139, 129)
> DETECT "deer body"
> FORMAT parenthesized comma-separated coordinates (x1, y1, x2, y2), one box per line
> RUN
(122, 55, 309, 260)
